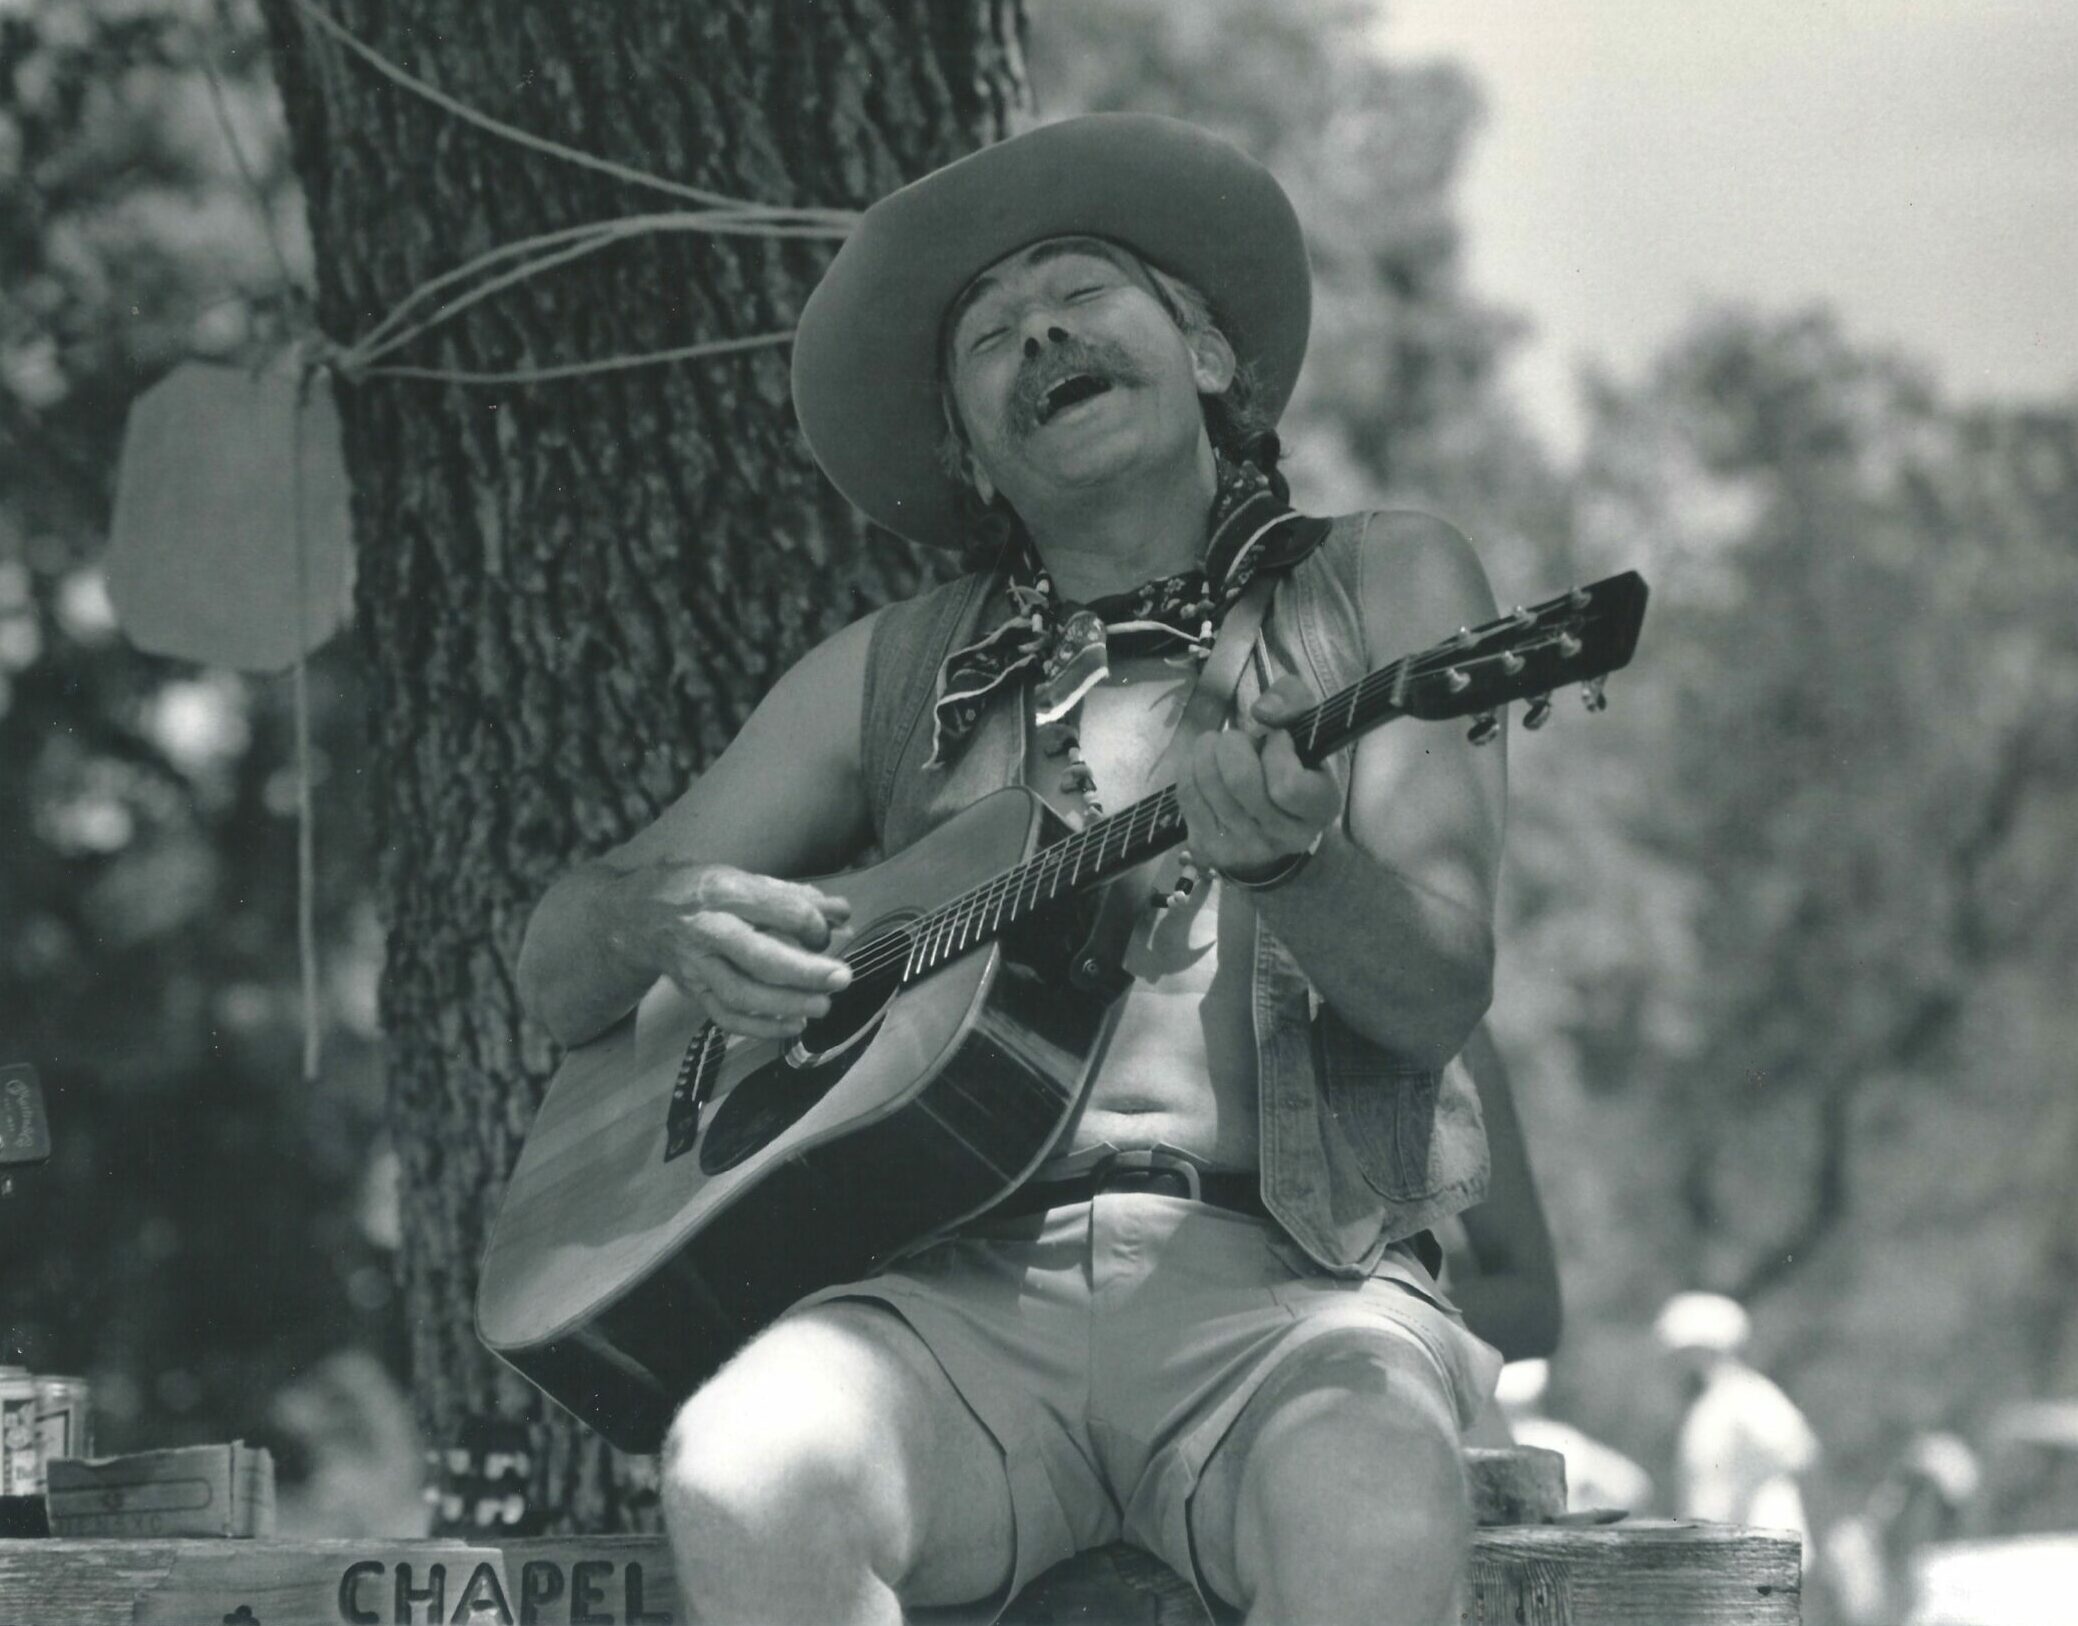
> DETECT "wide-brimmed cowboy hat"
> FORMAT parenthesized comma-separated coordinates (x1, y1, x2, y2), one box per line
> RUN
(791, 113, 1311, 550)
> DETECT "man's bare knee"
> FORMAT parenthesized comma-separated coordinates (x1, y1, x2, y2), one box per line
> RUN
(660, 1302, 1013, 1614)
(1202, 1336, 1470, 1623)
(661, 1308, 926, 1605)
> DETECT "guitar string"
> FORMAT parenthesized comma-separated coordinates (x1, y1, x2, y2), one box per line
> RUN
(897, 618, 1581, 962)
(828, 613, 1592, 988)
(841, 616, 1588, 985)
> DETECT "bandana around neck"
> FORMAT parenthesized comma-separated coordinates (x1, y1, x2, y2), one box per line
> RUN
(927, 455, 1330, 768)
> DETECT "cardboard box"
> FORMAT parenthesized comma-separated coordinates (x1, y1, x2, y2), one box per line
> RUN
(43, 1442, 274, 1538)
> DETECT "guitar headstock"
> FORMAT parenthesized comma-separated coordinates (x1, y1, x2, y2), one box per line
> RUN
(1396, 571, 1649, 728)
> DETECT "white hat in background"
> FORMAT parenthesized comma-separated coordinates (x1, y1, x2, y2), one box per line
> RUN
(1495, 1358, 1551, 1409)
(1653, 1291, 1752, 1353)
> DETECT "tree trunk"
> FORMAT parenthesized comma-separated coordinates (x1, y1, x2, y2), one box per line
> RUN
(259, 0, 1025, 1531)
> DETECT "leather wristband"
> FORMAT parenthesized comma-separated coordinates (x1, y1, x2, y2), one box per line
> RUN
(1220, 829, 1325, 891)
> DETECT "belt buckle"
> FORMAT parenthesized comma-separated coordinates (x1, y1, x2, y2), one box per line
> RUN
(1102, 1147, 1202, 1202)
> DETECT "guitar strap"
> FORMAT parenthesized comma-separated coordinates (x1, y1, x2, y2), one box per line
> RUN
(1066, 567, 1283, 995)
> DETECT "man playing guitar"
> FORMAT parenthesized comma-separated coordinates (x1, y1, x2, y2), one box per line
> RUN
(518, 114, 1509, 1626)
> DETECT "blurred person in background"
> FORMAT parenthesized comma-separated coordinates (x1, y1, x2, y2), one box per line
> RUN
(1823, 1430, 1979, 1625)
(1479, 1358, 1656, 1515)
(1657, 1291, 1820, 1566)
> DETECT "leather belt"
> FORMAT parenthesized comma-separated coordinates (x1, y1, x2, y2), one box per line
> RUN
(970, 1155, 1446, 1279)
(981, 1161, 1272, 1224)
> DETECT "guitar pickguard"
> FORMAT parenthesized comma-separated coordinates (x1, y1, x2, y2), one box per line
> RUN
(696, 1051, 849, 1175)
(663, 912, 920, 1171)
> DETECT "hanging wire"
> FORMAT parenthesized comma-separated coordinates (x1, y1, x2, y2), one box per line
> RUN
(291, 366, 322, 1083)
(351, 331, 795, 386)
(203, 29, 327, 1080)
(284, 0, 856, 226)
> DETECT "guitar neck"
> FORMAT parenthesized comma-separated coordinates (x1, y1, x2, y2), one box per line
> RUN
(899, 655, 1413, 981)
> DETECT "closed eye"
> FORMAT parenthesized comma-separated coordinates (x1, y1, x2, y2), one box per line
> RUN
(1066, 285, 1106, 301)
(968, 326, 1008, 354)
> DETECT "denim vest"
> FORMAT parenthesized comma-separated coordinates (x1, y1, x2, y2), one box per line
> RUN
(858, 512, 1490, 1274)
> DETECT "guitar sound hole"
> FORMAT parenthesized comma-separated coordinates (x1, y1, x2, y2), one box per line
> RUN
(791, 944, 906, 1066)
(696, 924, 912, 1176)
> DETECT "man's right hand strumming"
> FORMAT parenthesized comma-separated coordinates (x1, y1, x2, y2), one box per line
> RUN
(516, 858, 855, 1051)
(619, 863, 854, 1040)
(513, 608, 881, 1054)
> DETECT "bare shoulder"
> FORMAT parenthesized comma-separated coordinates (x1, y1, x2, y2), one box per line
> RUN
(762, 602, 885, 710)
(597, 606, 888, 877)
(1349, 509, 1498, 659)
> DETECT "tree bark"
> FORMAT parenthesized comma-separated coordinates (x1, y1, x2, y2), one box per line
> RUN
(259, 0, 1025, 1530)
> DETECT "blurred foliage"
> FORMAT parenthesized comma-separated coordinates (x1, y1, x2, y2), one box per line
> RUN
(0, 0, 406, 1519)
(1505, 311, 2078, 1511)
(4, 0, 2075, 1570)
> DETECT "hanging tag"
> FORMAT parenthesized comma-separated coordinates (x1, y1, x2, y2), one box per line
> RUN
(106, 360, 355, 672)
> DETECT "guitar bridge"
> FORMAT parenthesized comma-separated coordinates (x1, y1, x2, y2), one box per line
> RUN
(663, 1024, 726, 1163)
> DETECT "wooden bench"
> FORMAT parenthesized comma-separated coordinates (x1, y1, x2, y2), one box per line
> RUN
(1003, 1447, 1799, 1625)
(0, 1453, 1801, 1624)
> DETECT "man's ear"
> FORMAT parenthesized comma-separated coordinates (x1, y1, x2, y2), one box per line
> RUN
(1187, 325, 1237, 396)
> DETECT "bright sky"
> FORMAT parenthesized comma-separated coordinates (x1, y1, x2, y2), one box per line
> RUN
(1377, 0, 2078, 449)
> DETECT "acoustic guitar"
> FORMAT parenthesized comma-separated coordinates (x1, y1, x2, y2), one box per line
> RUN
(477, 572, 1649, 1451)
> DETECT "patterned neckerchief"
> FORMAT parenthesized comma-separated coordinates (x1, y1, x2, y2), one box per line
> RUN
(927, 456, 1331, 767)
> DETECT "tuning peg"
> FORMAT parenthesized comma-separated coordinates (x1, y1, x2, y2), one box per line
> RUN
(1568, 586, 1592, 610)
(1466, 711, 1501, 746)
(1556, 632, 1583, 659)
(1499, 651, 1526, 675)
(1580, 676, 1608, 713)
(1523, 694, 1554, 731)
(1445, 667, 1472, 693)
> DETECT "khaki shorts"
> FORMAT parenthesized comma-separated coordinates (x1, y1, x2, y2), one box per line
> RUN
(788, 1192, 1504, 1620)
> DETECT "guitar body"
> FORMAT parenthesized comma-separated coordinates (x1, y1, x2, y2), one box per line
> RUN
(477, 788, 1117, 1452)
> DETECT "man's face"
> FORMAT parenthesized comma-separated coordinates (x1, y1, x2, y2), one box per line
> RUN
(942, 238, 1230, 514)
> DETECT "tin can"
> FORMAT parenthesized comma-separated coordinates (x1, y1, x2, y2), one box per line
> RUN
(34, 1375, 93, 1474)
(0, 1366, 37, 1498)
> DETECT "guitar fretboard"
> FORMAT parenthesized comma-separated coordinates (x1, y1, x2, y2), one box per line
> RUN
(893, 648, 1420, 980)
(822, 570, 1644, 997)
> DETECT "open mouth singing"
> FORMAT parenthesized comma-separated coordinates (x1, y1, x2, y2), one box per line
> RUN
(1036, 372, 1113, 424)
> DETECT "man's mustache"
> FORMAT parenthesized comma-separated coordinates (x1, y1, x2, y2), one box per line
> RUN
(1000, 335, 1151, 438)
